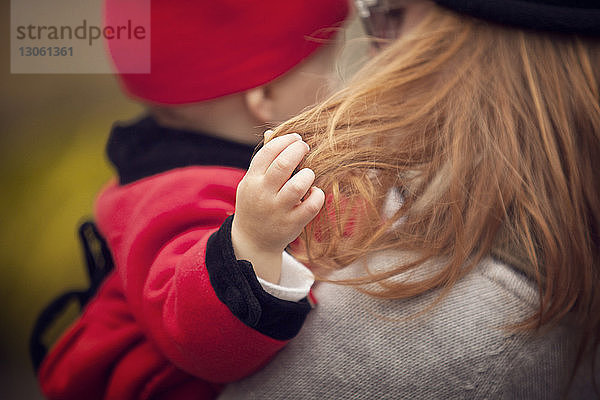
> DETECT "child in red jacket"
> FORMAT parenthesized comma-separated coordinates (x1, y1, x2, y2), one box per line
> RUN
(37, 1, 349, 398)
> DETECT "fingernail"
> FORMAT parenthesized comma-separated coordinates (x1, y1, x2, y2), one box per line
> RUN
(264, 129, 274, 139)
(291, 133, 302, 140)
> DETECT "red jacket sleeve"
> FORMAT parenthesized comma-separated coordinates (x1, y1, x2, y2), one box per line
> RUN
(39, 166, 312, 399)
(93, 167, 301, 381)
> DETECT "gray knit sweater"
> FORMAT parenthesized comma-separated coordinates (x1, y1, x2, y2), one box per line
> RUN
(220, 254, 597, 399)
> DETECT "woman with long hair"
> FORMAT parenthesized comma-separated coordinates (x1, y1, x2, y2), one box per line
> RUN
(222, 0, 600, 398)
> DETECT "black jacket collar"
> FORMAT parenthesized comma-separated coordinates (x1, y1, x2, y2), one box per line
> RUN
(107, 116, 257, 185)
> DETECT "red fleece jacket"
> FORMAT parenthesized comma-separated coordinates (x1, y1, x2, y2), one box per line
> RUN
(39, 167, 291, 399)
(38, 118, 311, 399)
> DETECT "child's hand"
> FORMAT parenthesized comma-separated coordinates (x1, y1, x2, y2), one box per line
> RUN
(231, 133, 325, 283)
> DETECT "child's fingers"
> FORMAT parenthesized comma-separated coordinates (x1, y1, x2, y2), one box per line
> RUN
(264, 140, 310, 188)
(248, 133, 302, 174)
(263, 129, 275, 142)
(277, 168, 316, 206)
(291, 186, 325, 225)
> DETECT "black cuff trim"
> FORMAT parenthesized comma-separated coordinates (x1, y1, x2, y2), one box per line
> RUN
(205, 215, 311, 341)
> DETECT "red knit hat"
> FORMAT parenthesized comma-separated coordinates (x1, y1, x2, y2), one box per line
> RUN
(104, 0, 349, 105)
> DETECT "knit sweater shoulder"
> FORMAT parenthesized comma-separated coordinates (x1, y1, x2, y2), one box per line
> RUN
(220, 253, 597, 399)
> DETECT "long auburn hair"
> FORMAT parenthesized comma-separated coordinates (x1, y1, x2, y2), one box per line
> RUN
(271, 2, 600, 383)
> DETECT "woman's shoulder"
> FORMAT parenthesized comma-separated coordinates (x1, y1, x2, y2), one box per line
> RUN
(220, 256, 584, 399)
(317, 253, 541, 323)
(309, 255, 580, 398)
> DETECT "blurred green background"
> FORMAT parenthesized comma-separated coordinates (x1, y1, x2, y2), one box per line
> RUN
(1, 2, 142, 397)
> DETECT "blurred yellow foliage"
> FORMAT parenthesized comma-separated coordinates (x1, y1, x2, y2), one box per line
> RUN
(0, 68, 141, 398)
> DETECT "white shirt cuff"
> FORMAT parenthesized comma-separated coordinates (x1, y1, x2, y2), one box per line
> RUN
(257, 251, 314, 302)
